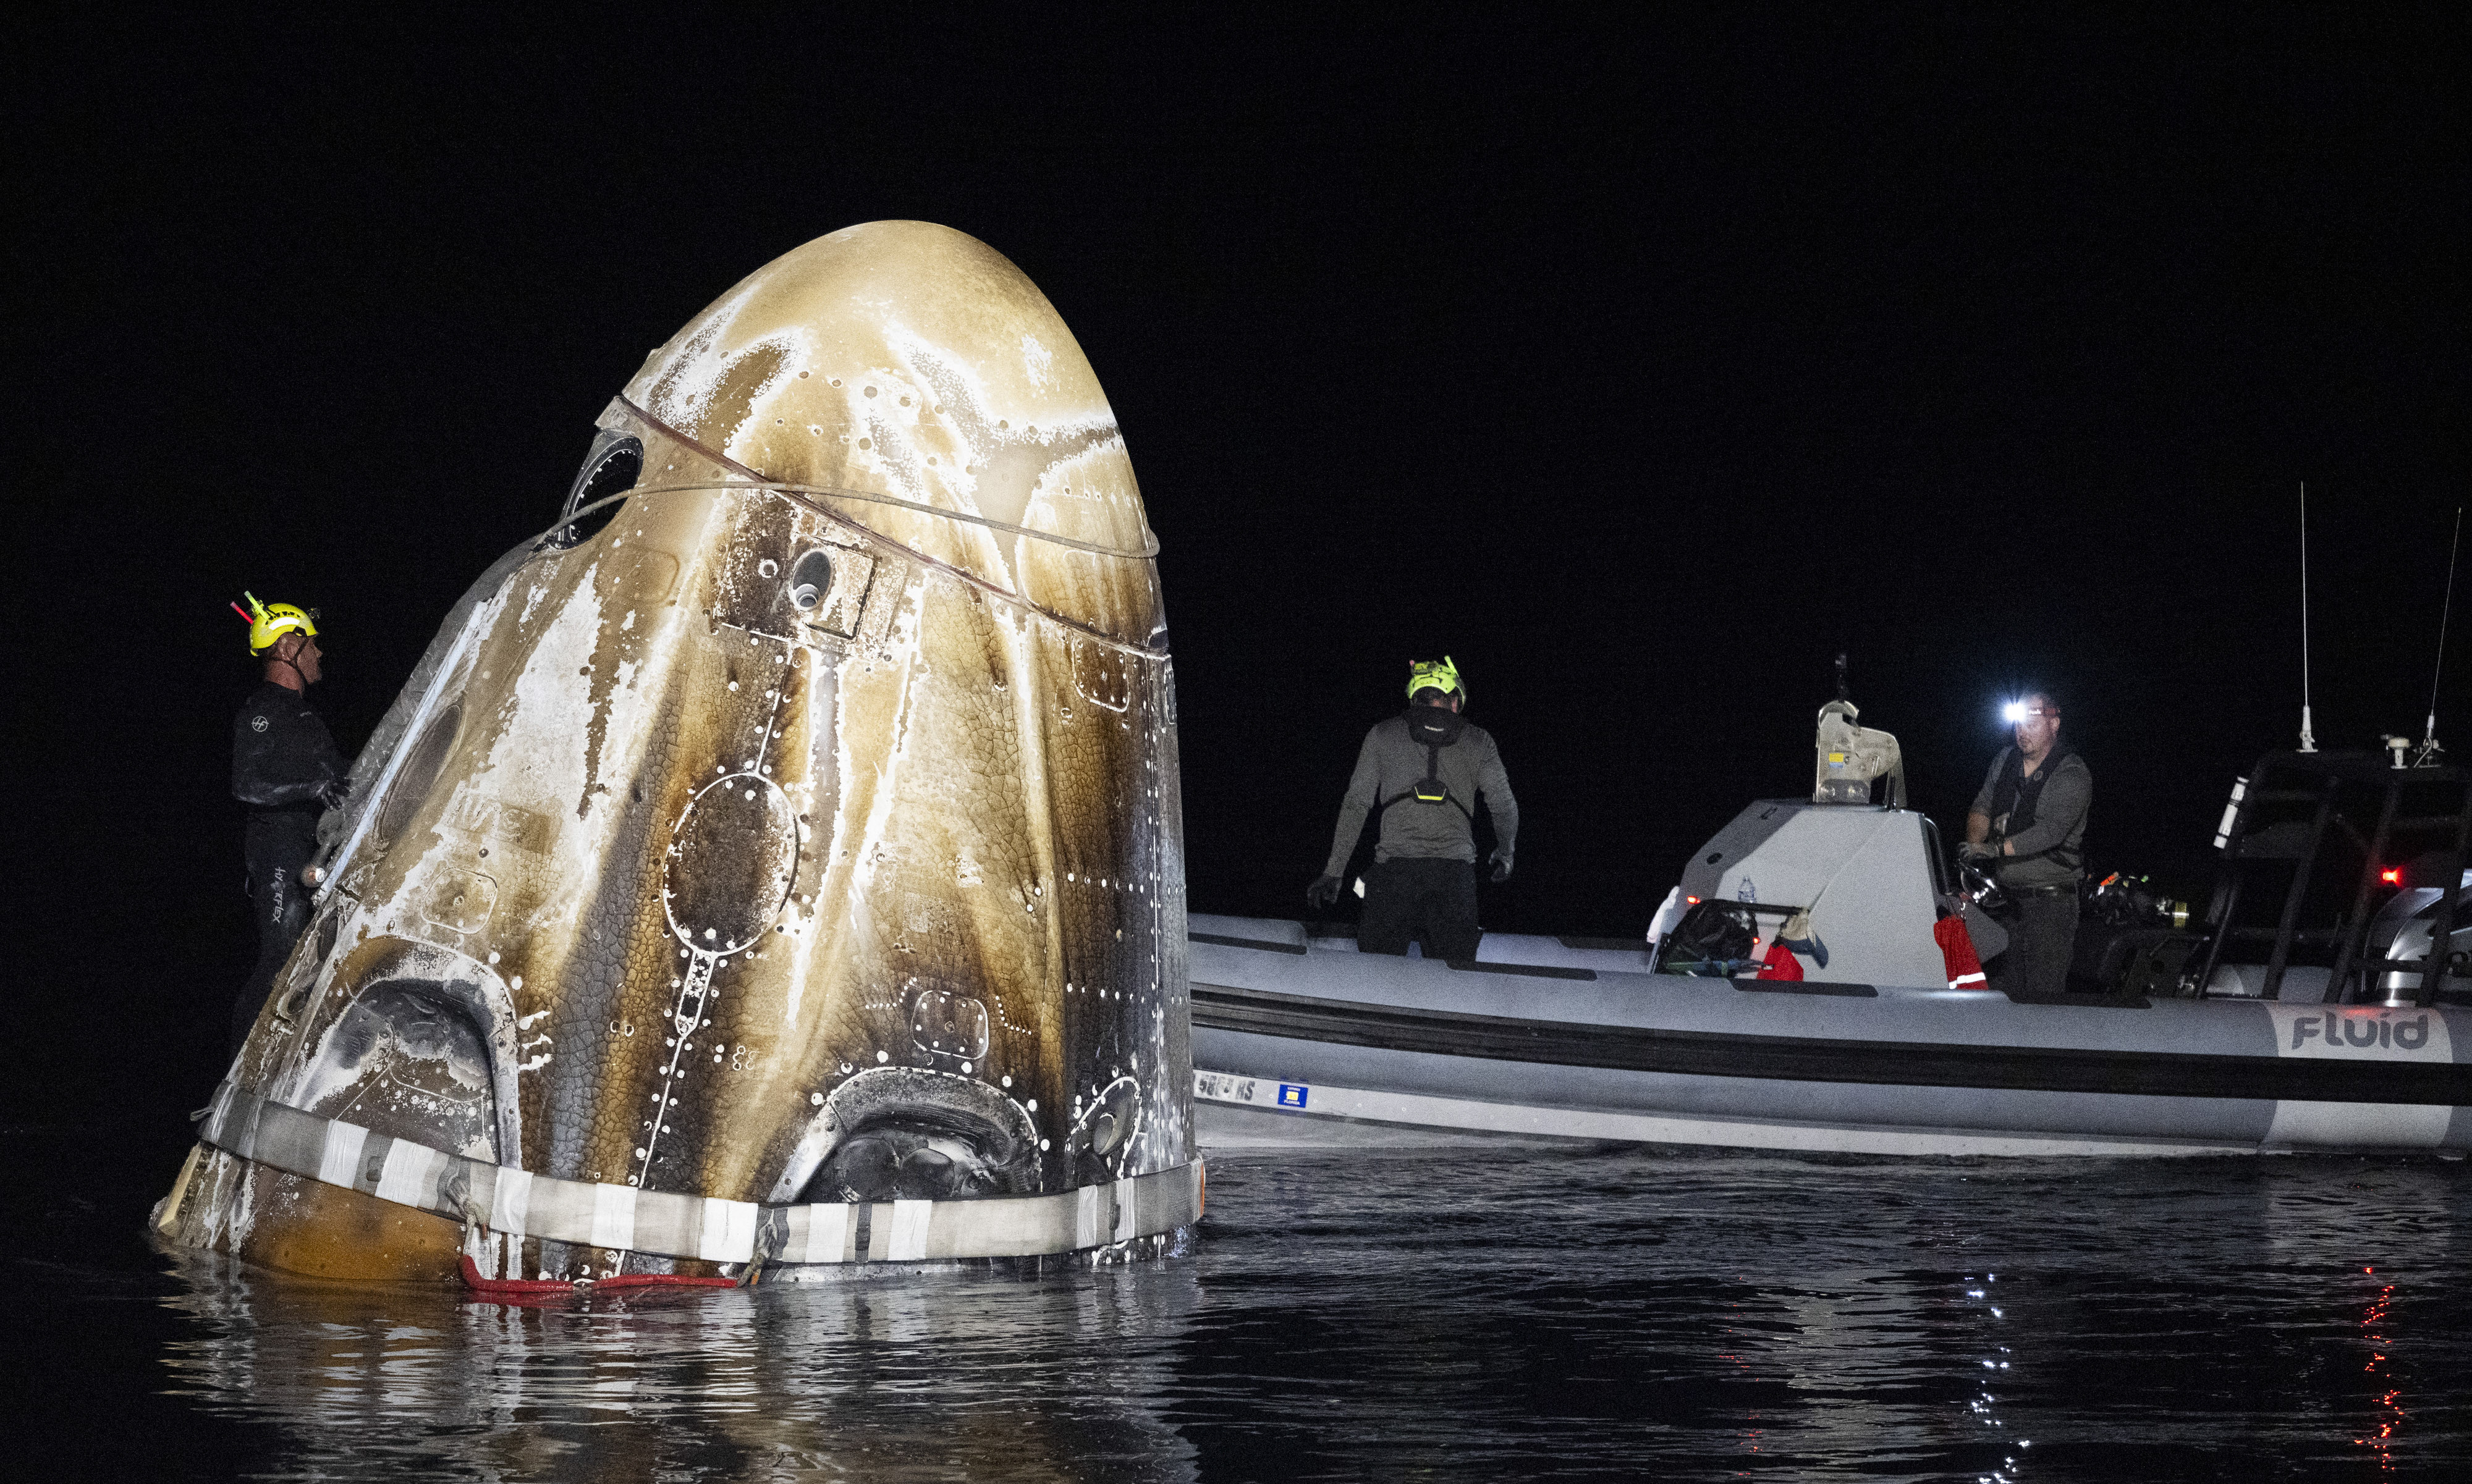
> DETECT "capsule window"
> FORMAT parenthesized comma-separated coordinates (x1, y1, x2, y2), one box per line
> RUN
(787, 549, 834, 611)
(376, 702, 464, 846)
(554, 431, 644, 547)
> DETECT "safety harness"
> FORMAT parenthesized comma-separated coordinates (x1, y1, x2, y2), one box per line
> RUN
(1988, 744, 2083, 870)
(1384, 707, 1473, 819)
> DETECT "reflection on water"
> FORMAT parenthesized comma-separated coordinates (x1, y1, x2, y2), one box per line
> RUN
(2360, 1270, 2401, 1472)
(160, 1254, 1204, 1482)
(40, 1147, 2472, 1478)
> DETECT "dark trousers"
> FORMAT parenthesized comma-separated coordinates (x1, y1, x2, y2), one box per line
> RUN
(1358, 857, 1482, 961)
(1992, 890, 2079, 999)
(235, 825, 315, 1053)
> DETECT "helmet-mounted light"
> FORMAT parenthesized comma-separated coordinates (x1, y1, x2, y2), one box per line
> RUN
(1406, 655, 1465, 702)
(237, 591, 321, 655)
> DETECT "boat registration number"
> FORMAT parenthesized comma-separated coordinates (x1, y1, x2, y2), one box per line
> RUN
(1195, 1071, 1312, 1111)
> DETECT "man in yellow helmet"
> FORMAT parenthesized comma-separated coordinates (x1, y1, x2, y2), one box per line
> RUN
(229, 594, 349, 1052)
(1308, 656, 1518, 961)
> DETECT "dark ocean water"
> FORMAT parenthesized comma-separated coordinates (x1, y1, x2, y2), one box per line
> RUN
(12, 1132, 2472, 1481)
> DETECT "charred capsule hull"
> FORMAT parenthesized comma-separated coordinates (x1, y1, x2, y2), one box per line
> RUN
(159, 223, 1197, 1281)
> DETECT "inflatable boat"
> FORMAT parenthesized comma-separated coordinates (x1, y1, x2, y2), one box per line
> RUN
(1191, 702, 2472, 1156)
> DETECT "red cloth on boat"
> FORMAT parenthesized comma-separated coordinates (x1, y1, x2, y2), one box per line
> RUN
(1756, 942, 1805, 980)
(1935, 914, 1987, 990)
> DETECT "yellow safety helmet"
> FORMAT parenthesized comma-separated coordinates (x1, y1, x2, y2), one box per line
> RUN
(1405, 656, 1465, 702)
(237, 591, 320, 655)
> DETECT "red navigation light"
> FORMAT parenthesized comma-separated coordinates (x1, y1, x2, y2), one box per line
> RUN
(2380, 868, 2403, 885)
(1685, 895, 1701, 905)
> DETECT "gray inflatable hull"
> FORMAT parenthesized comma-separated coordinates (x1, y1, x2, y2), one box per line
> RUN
(1188, 915, 2472, 1156)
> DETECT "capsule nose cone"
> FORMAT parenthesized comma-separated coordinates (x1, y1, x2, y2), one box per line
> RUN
(615, 220, 1158, 641)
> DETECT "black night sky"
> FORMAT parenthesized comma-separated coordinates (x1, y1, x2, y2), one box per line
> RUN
(10, 9, 2468, 1111)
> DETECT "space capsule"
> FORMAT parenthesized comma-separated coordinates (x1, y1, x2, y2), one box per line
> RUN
(157, 221, 1198, 1283)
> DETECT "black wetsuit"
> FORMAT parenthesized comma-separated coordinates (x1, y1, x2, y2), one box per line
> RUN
(231, 681, 346, 1052)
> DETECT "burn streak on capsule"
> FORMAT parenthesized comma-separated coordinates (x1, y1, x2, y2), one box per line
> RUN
(159, 222, 1195, 1281)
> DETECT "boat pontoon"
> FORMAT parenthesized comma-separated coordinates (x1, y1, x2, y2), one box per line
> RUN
(1192, 698, 2472, 1156)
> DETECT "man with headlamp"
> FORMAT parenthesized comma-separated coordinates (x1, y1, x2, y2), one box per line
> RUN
(1963, 690, 2092, 998)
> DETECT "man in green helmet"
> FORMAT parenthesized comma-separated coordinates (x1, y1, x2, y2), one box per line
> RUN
(1308, 656, 1518, 960)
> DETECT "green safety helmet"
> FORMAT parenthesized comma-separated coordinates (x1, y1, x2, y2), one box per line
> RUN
(237, 591, 320, 655)
(1405, 656, 1465, 702)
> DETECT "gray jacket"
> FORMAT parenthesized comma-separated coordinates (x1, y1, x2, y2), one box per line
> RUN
(1323, 714, 1518, 874)
(1971, 746, 2092, 889)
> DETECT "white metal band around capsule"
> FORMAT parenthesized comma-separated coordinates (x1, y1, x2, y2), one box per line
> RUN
(194, 1082, 1201, 1266)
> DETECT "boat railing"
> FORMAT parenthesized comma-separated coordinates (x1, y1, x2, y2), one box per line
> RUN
(2193, 750, 2471, 1005)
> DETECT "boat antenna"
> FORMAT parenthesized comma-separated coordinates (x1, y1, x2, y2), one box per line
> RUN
(1834, 651, 1850, 704)
(2417, 505, 2462, 766)
(2298, 481, 2317, 753)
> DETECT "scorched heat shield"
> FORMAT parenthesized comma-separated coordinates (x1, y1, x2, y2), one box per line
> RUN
(159, 221, 1198, 1283)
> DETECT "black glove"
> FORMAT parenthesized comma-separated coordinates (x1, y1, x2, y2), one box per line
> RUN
(1306, 874, 1344, 910)
(1958, 841, 1997, 862)
(1489, 850, 1513, 883)
(318, 779, 351, 812)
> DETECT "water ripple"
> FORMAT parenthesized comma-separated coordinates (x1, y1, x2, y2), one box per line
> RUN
(25, 1144, 2472, 1478)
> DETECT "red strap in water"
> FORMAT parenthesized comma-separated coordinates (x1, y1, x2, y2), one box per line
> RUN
(459, 1254, 737, 1297)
